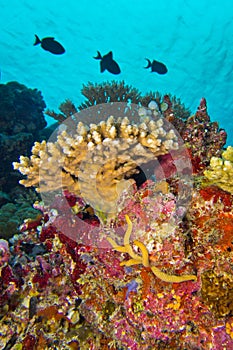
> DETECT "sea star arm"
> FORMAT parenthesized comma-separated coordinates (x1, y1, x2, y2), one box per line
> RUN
(133, 240, 150, 267)
(151, 266, 197, 283)
(124, 214, 132, 245)
(120, 258, 142, 267)
(107, 216, 141, 261)
(107, 237, 129, 252)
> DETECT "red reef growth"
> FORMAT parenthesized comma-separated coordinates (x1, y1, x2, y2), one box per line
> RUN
(22, 334, 37, 350)
(200, 185, 233, 210)
(180, 97, 227, 174)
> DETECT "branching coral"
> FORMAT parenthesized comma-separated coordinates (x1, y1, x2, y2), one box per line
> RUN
(78, 81, 142, 110)
(203, 146, 233, 194)
(47, 81, 191, 125)
(13, 103, 179, 218)
(45, 99, 78, 123)
(107, 215, 197, 283)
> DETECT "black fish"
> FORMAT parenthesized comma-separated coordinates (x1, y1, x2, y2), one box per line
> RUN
(144, 58, 168, 74)
(94, 51, 121, 74)
(34, 34, 65, 54)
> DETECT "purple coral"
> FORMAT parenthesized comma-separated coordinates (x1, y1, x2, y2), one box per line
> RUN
(0, 239, 10, 266)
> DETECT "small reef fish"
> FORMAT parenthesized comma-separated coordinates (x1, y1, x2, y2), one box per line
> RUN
(34, 35, 65, 54)
(94, 51, 121, 74)
(144, 58, 168, 74)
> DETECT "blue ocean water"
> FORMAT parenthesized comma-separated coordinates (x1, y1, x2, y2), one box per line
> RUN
(1, 0, 233, 144)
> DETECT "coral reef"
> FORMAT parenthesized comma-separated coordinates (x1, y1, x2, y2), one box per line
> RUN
(45, 99, 78, 123)
(2, 82, 232, 349)
(201, 270, 233, 317)
(0, 239, 9, 266)
(203, 146, 233, 194)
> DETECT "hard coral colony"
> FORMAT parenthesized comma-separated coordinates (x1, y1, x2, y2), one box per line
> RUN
(0, 81, 233, 349)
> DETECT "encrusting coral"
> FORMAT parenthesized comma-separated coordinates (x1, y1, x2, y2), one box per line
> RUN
(0, 189, 41, 239)
(201, 270, 233, 318)
(203, 146, 233, 194)
(13, 103, 179, 218)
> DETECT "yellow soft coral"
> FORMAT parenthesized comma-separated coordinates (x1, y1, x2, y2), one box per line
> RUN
(203, 146, 233, 194)
(107, 215, 197, 283)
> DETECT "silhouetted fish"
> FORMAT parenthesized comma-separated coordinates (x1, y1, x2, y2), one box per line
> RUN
(94, 51, 121, 74)
(34, 35, 65, 55)
(144, 58, 168, 74)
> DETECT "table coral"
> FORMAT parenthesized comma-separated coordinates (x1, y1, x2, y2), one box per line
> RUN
(13, 103, 179, 220)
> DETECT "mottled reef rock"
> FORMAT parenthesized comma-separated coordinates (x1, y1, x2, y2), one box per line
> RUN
(0, 81, 47, 198)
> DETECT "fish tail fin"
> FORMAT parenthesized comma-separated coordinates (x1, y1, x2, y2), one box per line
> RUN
(93, 51, 102, 60)
(34, 34, 41, 46)
(144, 58, 151, 69)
